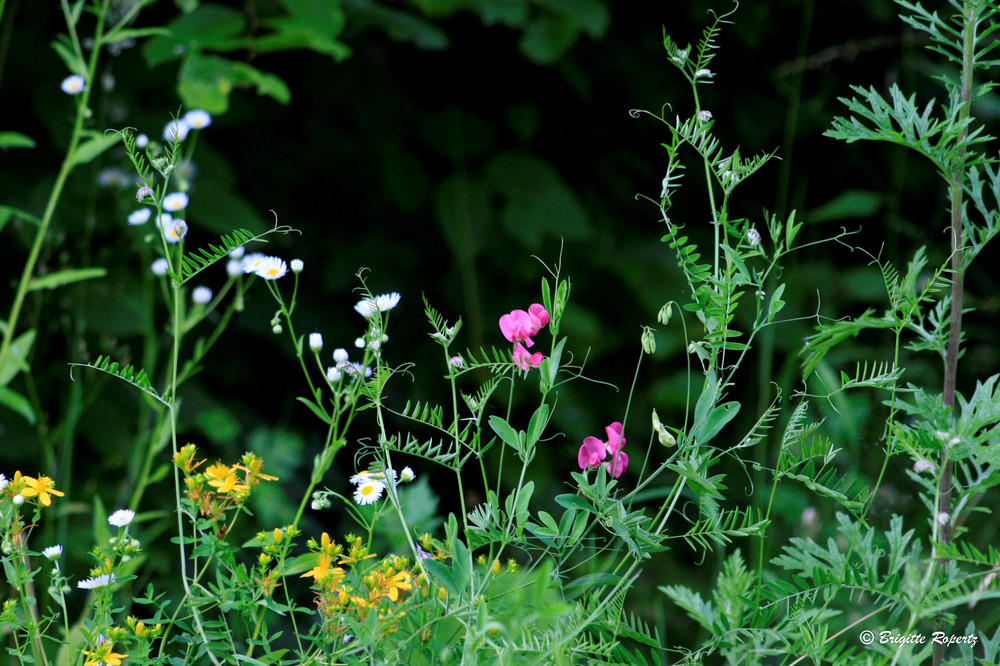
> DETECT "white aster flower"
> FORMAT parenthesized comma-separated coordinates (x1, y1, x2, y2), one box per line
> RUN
(354, 299, 377, 318)
(77, 573, 116, 589)
(353, 479, 385, 505)
(61, 74, 86, 95)
(241, 253, 268, 274)
(135, 133, 149, 148)
(155, 212, 173, 229)
(375, 292, 401, 312)
(400, 467, 415, 483)
(309, 333, 323, 352)
(192, 286, 213, 304)
(183, 109, 212, 129)
(291, 259, 304, 273)
(164, 119, 191, 143)
(326, 366, 342, 382)
(162, 192, 189, 211)
(164, 220, 187, 243)
(108, 509, 135, 527)
(43, 545, 63, 560)
(151, 258, 169, 276)
(255, 257, 288, 280)
(229, 246, 245, 260)
(226, 259, 243, 277)
(354, 337, 365, 348)
(0, 473, 8, 490)
(128, 208, 151, 226)
(13, 494, 24, 505)
(349, 471, 371, 485)
(332, 348, 349, 363)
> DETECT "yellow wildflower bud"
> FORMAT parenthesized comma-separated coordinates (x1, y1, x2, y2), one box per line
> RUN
(491, 559, 500, 576)
(273, 528, 282, 544)
(135, 622, 147, 637)
(259, 553, 272, 565)
(438, 586, 447, 602)
(507, 559, 518, 574)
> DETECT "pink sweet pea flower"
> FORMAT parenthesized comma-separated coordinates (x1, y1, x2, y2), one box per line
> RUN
(578, 422, 629, 478)
(499, 304, 550, 347)
(578, 435, 607, 469)
(605, 449, 629, 478)
(512, 342, 544, 370)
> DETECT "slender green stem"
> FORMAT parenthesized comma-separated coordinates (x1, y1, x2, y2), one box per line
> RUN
(0, 0, 107, 379)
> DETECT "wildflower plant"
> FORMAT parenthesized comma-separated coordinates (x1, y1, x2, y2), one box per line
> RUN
(4, 1, 1000, 665)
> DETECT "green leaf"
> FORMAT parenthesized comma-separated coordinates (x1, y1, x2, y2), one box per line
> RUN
(488, 415, 523, 453)
(693, 401, 741, 444)
(525, 403, 550, 449)
(142, 5, 245, 67)
(0, 205, 43, 231)
(807, 190, 882, 223)
(767, 283, 786, 321)
(555, 493, 597, 514)
(70, 132, 123, 167)
(0, 329, 36, 387)
(27, 267, 106, 292)
(0, 386, 36, 424)
(295, 396, 333, 425)
(0, 132, 35, 149)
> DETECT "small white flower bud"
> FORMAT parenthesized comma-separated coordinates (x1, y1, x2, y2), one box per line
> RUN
(309, 333, 323, 352)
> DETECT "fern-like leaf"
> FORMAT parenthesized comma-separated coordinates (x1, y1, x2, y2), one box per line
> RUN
(70, 355, 170, 407)
(168, 226, 292, 285)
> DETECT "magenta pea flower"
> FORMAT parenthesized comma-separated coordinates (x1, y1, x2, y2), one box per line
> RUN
(578, 435, 606, 468)
(578, 421, 629, 478)
(499, 303, 550, 348)
(513, 342, 544, 371)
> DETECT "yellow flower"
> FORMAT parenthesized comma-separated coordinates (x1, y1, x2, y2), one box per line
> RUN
(82, 647, 127, 666)
(20, 474, 64, 506)
(204, 463, 249, 495)
(383, 568, 412, 602)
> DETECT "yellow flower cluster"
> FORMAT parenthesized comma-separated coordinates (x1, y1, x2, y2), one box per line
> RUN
(2, 471, 65, 507)
(301, 533, 430, 643)
(172, 445, 277, 527)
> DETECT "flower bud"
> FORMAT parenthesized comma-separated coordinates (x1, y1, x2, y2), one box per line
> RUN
(136, 186, 154, 202)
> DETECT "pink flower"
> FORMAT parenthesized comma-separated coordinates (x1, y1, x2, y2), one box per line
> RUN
(512, 342, 544, 370)
(499, 303, 550, 347)
(578, 436, 606, 468)
(578, 422, 629, 478)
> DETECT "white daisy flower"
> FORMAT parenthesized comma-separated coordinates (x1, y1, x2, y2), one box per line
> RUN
(61, 74, 86, 95)
(135, 133, 149, 148)
(400, 467, 415, 483)
(326, 366, 342, 382)
(183, 109, 212, 129)
(164, 119, 191, 143)
(0, 474, 9, 490)
(151, 258, 169, 276)
(353, 479, 385, 505)
(77, 573, 116, 589)
(375, 292, 401, 311)
(229, 246, 245, 260)
(241, 253, 269, 274)
(162, 192, 189, 211)
(43, 545, 63, 560)
(291, 259, 304, 273)
(332, 348, 349, 363)
(226, 259, 243, 277)
(192, 286, 213, 304)
(349, 472, 371, 485)
(128, 208, 151, 226)
(309, 333, 323, 352)
(108, 509, 135, 527)
(155, 212, 173, 229)
(255, 257, 288, 280)
(164, 220, 187, 243)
